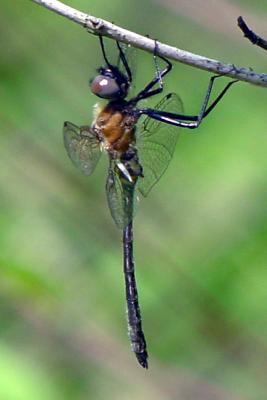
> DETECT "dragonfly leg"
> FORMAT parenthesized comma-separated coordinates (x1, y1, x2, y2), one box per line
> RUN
(99, 35, 113, 69)
(137, 77, 238, 129)
(132, 41, 172, 103)
(116, 41, 133, 83)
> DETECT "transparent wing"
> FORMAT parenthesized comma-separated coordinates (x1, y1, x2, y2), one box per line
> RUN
(137, 93, 183, 197)
(106, 160, 136, 229)
(63, 121, 101, 176)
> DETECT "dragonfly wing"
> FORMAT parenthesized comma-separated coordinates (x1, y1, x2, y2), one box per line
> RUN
(63, 121, 101, 176)
(106, 160, 136, 229)
(137, 93, 183, 197)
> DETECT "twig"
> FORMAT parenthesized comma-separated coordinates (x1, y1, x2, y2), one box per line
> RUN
(238, 16, 267, 51)
(31, 0, 267, 87)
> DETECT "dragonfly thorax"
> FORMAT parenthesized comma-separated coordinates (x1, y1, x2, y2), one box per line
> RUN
(93, 101, 139, 154)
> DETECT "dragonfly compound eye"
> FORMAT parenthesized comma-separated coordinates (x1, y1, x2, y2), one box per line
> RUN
(90, 75, 121, 99)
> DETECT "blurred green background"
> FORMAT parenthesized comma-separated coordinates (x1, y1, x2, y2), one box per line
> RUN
(1, 1, 267, 399)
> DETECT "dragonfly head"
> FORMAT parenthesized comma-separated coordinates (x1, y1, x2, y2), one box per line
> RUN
(90, 66, 129, 100)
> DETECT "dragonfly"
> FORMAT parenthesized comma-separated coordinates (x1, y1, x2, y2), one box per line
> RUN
(63, 36, 236, 369)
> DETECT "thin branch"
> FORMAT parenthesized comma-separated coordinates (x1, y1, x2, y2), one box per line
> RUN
(238, 16, 267, 51)
(31, 0, 267, 87)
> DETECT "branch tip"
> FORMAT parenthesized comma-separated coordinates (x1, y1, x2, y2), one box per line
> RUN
(237, 15, 267, 51)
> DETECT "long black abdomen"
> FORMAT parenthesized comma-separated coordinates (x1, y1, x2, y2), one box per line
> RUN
(123, 219, 148, 368)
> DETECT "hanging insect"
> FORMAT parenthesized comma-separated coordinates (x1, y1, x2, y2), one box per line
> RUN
(63, 36, 236, 368)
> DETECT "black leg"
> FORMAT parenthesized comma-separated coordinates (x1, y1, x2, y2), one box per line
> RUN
(99, 35, 113, 68)
(202, 79, 238, 118)
(131, 42, 173, 103)
(116, 41, 132, 83)
(137, 77, 237, 129)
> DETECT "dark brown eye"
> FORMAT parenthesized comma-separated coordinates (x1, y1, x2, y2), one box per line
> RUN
(90, 75, 120, 99)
